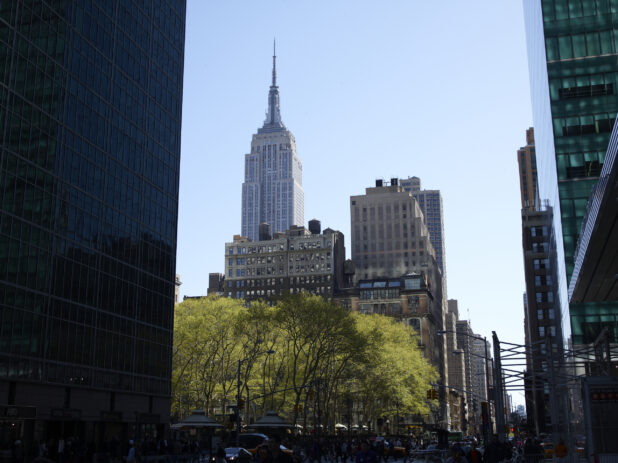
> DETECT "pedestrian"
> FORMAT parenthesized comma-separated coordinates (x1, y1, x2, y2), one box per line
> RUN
(262, 435, 294, 463)
(216, 443, 226, 463)
(483, 436, 502, 463)
(126, 440, 136, 462)
(356, 441, 377, 463)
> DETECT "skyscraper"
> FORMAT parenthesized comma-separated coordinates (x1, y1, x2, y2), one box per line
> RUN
(241, 45, 304, 241)
(350, 179, 437, 281)
(399, 177, 447, 279)
(0, 0, 185, 448)
(524, 0, 618, 346)
(516, 128, 566, 435)
(517, 128, 539, 209)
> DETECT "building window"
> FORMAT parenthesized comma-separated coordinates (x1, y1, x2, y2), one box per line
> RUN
(537, 309, 543, 320)
(539, 326, 545, 337)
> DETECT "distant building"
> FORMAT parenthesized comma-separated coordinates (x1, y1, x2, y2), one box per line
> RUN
(399, 177, 447, 279)
(350, 179, 437, 281)
(336, 273, 442, 366)
(224, 221, 344, 301)
(335, 272, 447, 428)
(445, 300, 466, 432)
(175, 274, 183, 304)
(350, 178, 448, 427)
(455, 320, 475, 434)
(241, 46, 304, 241)
(517, 126, 565, 436)
(207, 273, 225, 296)
(517, 128, 538, 209)
(521, 204, 565, 435)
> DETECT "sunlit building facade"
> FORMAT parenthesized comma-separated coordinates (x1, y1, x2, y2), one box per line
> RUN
(241, 49, 304, 241)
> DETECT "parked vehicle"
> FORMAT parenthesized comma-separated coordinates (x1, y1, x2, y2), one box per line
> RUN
(237, 433, 269, 455)
(225, 447, 253, 462)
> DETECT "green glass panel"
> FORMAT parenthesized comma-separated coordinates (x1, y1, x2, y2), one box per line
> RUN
(546, 37, 559, 60)
(570, 0, 584, 16)
(586, 32, 601, 55)
(581, 0, 596, 14)
(555, 0, 569, 19)
(573, 33, 587, 56)
(543, 0, 556, 21)
(559, 35, 573, 58)
(600, 30, 614, 53)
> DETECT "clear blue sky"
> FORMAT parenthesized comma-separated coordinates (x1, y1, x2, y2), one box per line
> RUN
(177, 1, 532, 403)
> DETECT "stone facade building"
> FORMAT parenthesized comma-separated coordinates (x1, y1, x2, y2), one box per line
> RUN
(350, 180, 437, 281)
(399, 177, 447, 279)
(224, 221, 344, 301)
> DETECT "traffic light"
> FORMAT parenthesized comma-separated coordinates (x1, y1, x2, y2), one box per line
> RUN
(238, 399, 245, 408)
(426, 389, 438, 400)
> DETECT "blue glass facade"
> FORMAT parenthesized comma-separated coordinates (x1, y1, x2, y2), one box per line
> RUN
(0, 0, 185, 447)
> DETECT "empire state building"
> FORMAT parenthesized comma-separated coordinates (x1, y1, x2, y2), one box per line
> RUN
(241, 45, 304, 241)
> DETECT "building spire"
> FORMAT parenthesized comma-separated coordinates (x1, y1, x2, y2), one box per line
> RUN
(261, 40, 285, 132)
(272, 38, 277, 87)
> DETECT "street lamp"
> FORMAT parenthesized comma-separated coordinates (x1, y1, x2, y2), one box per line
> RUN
(236, 349, 275, 446)
(438, 330, 493, 443)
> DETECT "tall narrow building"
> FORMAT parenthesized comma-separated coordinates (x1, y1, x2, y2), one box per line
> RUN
(241, 45, 304, 241)
(400, 177, 447, 279)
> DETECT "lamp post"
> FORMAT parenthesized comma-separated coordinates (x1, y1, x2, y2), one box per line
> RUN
(236, 349, 275, 446)
(438, 330, 493, 444)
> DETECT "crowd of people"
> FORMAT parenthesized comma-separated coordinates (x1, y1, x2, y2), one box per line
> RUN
(10, 432, 571, 463)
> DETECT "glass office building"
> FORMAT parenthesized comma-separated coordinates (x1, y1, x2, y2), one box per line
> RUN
(0, 0, 185, 450)
(524, 0, 618, 345)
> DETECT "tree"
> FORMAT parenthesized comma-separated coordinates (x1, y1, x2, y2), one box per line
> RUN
(171, 296, 245, 418)
(171, 293, 437, 430)
(351, 313, 437, 427)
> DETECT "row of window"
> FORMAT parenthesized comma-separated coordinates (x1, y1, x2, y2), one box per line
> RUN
(538, 326, 557, 337)
(537, 308, 556, 320)
(531, 226, 548, 237)
(549, 71, 617, 101)
(228, 252, 332, 267)
(230, 286, 331, 299)
(535, 275, 554, 286)
(554, 113, 616, 137)
(536, 291, 555, 303)
(228, 262, 334, 278)
(542, 0, 618, 22)
(545, 29, 617, 62)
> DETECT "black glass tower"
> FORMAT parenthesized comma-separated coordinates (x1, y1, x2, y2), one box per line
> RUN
(0, 0, 185, 451)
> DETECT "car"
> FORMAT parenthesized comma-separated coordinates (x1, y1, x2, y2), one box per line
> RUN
(541, 442, 554, 459)
(256, 443, 294, 459)
(237, 433, 269, 455)
(224, 448, 253, 462)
